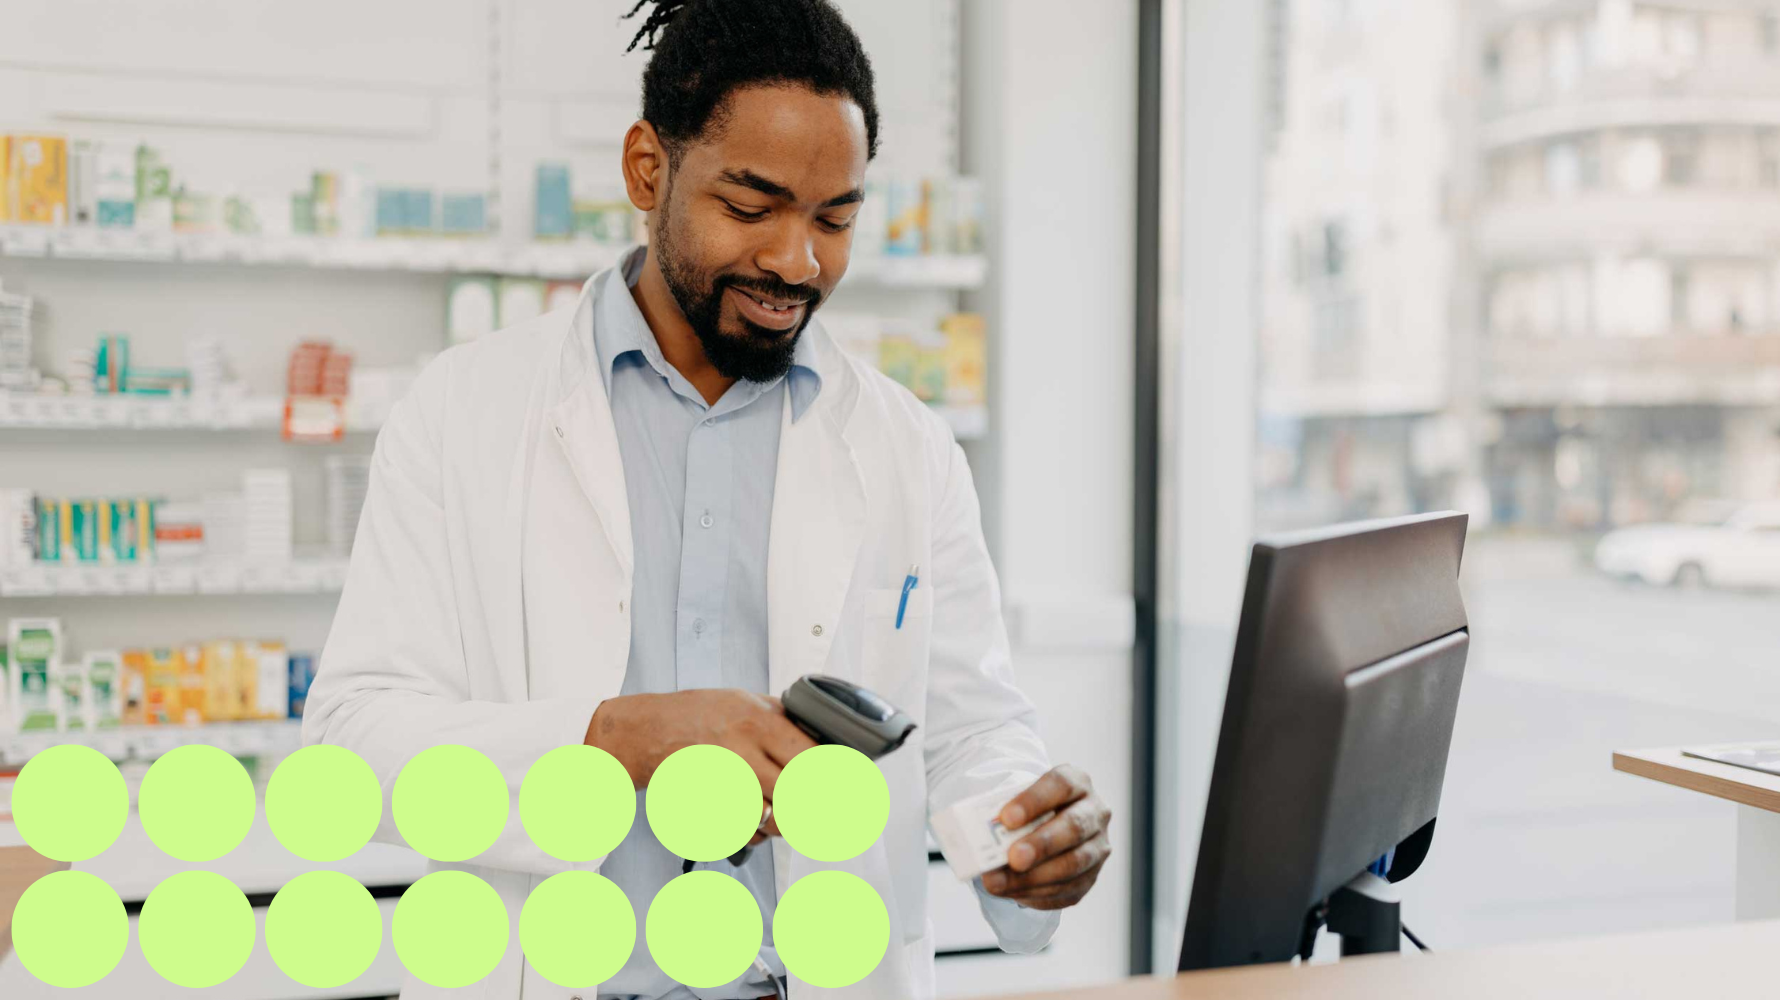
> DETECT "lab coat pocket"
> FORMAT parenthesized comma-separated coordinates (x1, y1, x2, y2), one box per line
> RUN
(901, 918, 938, 1000)
(860, 585, 934, 699)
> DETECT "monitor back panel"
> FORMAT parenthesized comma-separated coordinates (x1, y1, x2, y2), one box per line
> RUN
(1178, 511, 1469, 971)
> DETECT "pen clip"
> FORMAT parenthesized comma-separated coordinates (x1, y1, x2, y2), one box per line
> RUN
(896, 564, 920, 630)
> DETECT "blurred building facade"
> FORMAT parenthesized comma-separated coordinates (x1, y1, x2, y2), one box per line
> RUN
(1258, 0, 1780, 531)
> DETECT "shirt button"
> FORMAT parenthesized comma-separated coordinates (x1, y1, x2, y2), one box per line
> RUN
(618, 600, 626, 614)
(811, 624, 824, 637)
(700, 512, 714, 529)
(694, 618, 706, 634)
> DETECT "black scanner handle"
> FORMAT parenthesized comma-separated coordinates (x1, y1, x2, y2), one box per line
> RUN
(719, 675, 917, 868)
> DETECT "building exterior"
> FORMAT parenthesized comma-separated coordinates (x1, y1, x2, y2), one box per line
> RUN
(1258, 0, 1780, 531)
(1255, 0, 1466, 529)
(1471, 0, 1780, 527)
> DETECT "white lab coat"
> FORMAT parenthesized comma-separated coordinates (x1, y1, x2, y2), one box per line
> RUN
(302, 266, 1061, 999)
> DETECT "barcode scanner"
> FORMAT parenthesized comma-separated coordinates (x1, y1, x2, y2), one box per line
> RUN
(681, 675, 917, 873)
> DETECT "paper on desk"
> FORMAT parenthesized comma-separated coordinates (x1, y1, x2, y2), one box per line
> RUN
(929, 785, 1054, 881)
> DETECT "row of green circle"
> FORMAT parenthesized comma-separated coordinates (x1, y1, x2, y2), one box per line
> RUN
(13, 865, 889, 989)
(12, 741, 892, 865)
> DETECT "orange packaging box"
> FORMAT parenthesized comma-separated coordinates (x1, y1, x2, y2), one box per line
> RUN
(8, 135, 67, 225)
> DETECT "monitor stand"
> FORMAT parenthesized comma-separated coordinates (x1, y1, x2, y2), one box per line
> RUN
(1326, 871, 1402, 956)
(1299, 870, 1404, 961)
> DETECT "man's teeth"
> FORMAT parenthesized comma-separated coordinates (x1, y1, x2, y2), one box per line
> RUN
(746, 292, 796, 312)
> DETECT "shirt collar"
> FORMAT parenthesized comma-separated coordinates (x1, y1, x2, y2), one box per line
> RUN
(594, 246, 823, 421)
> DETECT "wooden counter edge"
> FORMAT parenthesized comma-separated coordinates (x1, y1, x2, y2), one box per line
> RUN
(1613, 747, 1780, 814)
(0, 845, 72, 961)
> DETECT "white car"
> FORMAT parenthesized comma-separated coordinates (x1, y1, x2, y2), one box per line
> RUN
(1595, 501, 1780, 588)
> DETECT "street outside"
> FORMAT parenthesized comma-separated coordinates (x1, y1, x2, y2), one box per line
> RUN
(1397, 533, 1780, 950)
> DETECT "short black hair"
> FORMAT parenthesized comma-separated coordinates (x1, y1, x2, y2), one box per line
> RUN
(623, 0, 880, 165)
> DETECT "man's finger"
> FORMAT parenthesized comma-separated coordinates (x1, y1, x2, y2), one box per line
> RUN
(1005, 882, 1094, 911)
(1007, 797, 1107, 872)
(1001, 866, 1104, 903)
(998, 764, 1091, 829)
(744, 749, 786, 805)
(762, 716, 821, 769)
(986, 834, 1111, 893)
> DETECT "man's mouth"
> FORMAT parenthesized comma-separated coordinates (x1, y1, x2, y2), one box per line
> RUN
(739, 289, 806, 313)
(726, 286, 811, 331)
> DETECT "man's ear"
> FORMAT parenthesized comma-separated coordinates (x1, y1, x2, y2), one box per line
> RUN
(621, 120, 667, 213)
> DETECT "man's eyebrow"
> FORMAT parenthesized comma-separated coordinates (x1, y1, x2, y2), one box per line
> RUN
(820, 188, 865, 209)
(719, 169, 796, 201)
(718, 169, 863, 209)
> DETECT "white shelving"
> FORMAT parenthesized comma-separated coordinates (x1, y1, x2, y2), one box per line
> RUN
(0, 391, 387, 433)
(0, 225, 989, 288)
(0, 718, 303, 767)
(0, 390, 987, 440)
(0, 557, 350, 598)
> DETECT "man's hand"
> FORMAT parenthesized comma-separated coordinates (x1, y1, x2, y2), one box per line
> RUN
(584, 690, 816, 843)
(980, 764, 1112, 911)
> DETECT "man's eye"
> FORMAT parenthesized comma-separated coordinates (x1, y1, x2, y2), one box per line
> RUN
(819, 217, 855, 233)
(726, 204, 768, 221)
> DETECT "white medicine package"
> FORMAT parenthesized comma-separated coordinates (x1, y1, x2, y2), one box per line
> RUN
(929, 784, 1055, 882)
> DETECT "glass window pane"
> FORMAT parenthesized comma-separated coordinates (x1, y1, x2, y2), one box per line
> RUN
(1242, 0, 1780, 951)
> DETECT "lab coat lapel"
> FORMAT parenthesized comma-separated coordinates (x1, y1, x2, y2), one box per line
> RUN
(541, 280, 635, 581)
(767, 333, 865, 701)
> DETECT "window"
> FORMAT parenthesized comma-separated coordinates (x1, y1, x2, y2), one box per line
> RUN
(1157, 0, 1780, 968)
(1671, 266, 1691, 332)
(1663, 129, 1699, 187)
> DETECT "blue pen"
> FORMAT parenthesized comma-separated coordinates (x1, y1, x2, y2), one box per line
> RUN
(896, 564, 920, 629)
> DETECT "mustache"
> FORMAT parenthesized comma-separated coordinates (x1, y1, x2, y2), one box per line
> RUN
(715, 273, 820, 305)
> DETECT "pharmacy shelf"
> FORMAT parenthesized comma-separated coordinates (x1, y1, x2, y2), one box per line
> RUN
(0, 389, 984, 440)
(0, 225, 989, 287)
(0, 391, 385, 433)
(937, 404, 989, 441)
(0, 718, 303, 767)
(0, 557, 350, 598)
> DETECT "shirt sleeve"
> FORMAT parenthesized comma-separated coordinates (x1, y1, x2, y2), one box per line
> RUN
(922, 435, 1063, 953)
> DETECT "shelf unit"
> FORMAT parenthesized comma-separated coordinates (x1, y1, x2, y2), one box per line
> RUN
(0, 389, 988, 440)
(0, 718, 303, 768)
(0, 557, 350, 598)
(0, 225, 989, 288)
(0, 392, 385, 433)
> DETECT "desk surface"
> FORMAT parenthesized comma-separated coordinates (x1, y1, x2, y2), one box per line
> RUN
(1613, 745, 1780, 813)
(985, 919, 1780, 999)
(0, 846, 67, 959)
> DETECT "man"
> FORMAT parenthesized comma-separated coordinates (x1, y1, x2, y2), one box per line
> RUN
(303, 1, 1111, 997)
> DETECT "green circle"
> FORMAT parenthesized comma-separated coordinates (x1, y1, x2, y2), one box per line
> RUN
(773, 871, 889, 987)
(519, 745, 635, 862)
(391, 871, 508, 988)
(392, 745, 508, 862)
(645, 745, 760, 862)
(11, 871, 128, 987)
(138, 745, 256, 863)
(265, 745, 382, 862)
(266, 871, 383, 989)
(12, 744, 128, 862)
(519, 872, 635, 987)
(772, 745, 890, 862)
(139, 871, 256, 988)
(645, 871, 762, 988)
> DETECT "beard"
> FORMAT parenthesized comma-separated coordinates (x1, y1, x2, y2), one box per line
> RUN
(653, 202, 823, 384)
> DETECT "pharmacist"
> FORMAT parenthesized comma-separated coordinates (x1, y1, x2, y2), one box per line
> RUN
(302, 1, 1110, 998)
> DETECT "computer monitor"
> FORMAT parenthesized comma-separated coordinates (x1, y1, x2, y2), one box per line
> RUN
(1177, 511, 1470, 971)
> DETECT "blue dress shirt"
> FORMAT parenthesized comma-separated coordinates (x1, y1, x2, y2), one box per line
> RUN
(596, 247, 821, 1000)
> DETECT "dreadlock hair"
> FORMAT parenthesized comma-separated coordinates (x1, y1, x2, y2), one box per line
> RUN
(622, 0, 880, 166)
